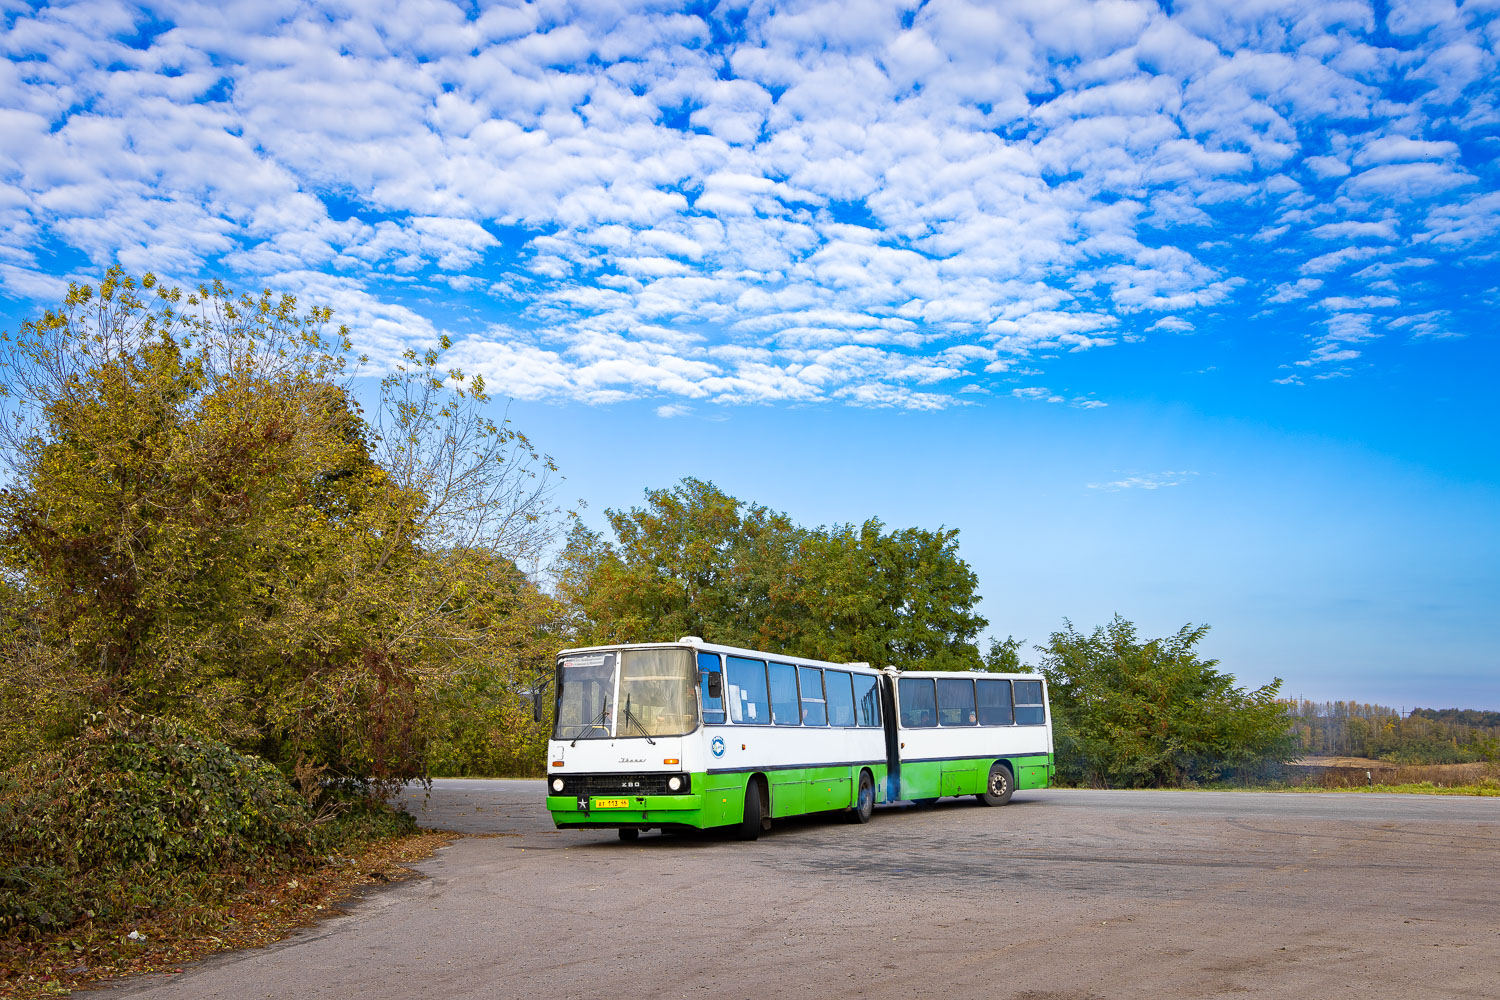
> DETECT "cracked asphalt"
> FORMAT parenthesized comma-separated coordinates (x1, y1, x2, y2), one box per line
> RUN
(100, 780, 1500, 999)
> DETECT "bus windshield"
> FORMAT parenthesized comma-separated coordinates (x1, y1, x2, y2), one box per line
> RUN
(553, 648, 699, 739)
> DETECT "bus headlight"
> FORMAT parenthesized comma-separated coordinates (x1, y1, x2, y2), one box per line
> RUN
(551, 777, 565, 793)
(667, 775, 682, 792)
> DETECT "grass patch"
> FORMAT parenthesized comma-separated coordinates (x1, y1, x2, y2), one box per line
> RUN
(1274, 779, 1500, 797)
(1201, 777, 1500, 796)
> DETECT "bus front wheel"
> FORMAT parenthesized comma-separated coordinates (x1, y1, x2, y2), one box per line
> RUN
(980, 764, 1014, 806)
(738, 780, 764, 841)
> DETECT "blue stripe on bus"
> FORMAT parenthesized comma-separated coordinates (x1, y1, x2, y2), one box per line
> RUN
(706, 760, 886, 774)
(900, 752, 1049, 764)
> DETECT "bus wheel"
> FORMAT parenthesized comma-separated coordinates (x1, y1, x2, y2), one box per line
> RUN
(848, 771, 875, 824)
(737, 780, 764, 841)
(980, 764, 1014, 806)
(618, 828, 640, 841)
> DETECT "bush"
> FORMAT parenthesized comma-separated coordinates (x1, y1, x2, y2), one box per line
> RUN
(1041, 616, 1295, 788)
(0, 713, 316, 938)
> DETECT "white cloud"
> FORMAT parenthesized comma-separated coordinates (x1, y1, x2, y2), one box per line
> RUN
(1267, 277, 1323, 302)
(1351, 137, 1461, 167)
(1301, 246, 1388, 274)
(1316, 295, 1400, 310)
(1308, 220, 1398, 241)
(0, 0, 1495, 407)
(1087, 471, 1198, 491)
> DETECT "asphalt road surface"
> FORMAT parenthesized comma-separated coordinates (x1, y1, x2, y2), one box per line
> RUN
(104, 781, 1500, 999)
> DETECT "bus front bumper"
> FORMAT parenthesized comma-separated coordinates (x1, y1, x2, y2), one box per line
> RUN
(546, 793, 704, 828)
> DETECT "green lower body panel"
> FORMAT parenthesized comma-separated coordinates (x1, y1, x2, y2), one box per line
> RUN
(548, 764, 889, 831)
(547, 791, 714, 829)
(896, 754, 1053, 800)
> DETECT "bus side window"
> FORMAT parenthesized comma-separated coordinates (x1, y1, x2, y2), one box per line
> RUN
(898, 677, 937, 728)
(853, 674, 881, 727)
(698, 652, 726, 725)
(937, 677, 976, 726)
(1014, 680, 1046, 726)
(727, 656, 769, 724)
(799, 666, 827, 726)
(826, 671, 856, 727)
(977, 679, 1013, 725)
(768, 662, 801, 726)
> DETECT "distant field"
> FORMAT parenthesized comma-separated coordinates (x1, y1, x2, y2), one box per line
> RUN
(1288, 757, 1497, 790)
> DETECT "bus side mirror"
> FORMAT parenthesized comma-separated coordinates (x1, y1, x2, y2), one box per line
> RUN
(706, 672, 723, 699)
(533, 688, 544, 723)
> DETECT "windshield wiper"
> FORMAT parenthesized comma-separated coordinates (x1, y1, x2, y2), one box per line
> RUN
(569, 702, 612, 747)
(620, 694, 657, 745)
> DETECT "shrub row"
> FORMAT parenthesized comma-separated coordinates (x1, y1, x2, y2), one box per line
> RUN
(0, 712, 409, 939)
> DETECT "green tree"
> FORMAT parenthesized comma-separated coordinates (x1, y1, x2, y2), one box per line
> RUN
(982, 635, 1027, 673)
(556, 477, 987, 670)
(1040, 616, 1294, 787)
(783, 518, 987, 669)
(556, 477, 802, 648)
(0, 269, 563, 786)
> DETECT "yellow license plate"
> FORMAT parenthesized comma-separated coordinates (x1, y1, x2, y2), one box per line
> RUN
(593, 798, 630, 809)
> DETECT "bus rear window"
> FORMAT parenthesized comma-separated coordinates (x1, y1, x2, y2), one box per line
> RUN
(898, 677, 937, 728)
(853, 674, 881, 727)
(1014, 680, 1046, 725)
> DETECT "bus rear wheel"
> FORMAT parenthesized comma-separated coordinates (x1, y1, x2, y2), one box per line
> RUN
(980, 764, 1014, 806)
(848, 771, 874, 824)
(737, 780, 764, 841)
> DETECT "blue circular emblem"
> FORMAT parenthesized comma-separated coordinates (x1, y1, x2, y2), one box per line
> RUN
(711, 736, 726, 758)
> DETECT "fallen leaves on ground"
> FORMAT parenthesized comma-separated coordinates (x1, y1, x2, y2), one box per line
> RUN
(0, 830, 454, 998)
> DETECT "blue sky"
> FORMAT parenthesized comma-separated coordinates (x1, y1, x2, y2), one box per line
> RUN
(2, 0, 1497, 707)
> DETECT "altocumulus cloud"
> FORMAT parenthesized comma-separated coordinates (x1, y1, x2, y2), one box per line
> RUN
(1, 0, 1497, 408)
(1088, 471, 1199, 491)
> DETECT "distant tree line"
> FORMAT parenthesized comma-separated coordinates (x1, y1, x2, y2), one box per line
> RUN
(1285, 700, 1500, 764)
(1410, 707, 1500, 728)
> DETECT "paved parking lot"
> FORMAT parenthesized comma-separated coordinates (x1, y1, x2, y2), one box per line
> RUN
(106, 781, 1500, 999)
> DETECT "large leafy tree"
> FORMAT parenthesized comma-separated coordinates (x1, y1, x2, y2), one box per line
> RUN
(0, 269, 562, 786)
(556, 477, 987, 670)
(1040, 616, 1295, 787)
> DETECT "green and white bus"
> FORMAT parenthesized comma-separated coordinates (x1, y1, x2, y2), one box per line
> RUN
(545, 637, 1053, 840)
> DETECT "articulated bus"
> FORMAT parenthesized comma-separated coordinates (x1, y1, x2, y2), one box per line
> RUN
(545, 637, 1054, 840)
